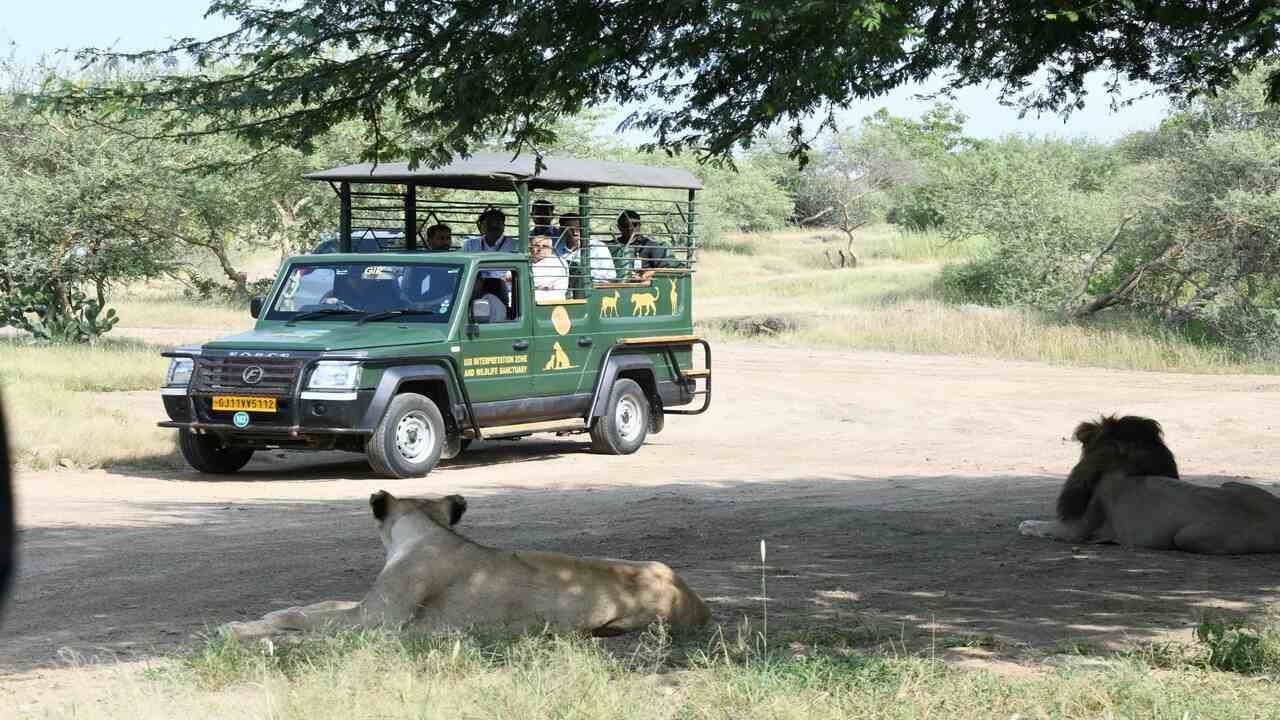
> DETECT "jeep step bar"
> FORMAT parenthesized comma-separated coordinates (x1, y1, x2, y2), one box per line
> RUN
(481, 419, 587, 440)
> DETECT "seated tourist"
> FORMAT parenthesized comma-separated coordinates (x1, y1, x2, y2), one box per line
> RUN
(531, 199, 557, 240)
(608, 209, 673, 281)
(462, 208, 516, 286)
(555, 213, 616, 283)
(424, 223, 453, 252)
(462, 208, 517, 253)
(529, 235, 568, 302)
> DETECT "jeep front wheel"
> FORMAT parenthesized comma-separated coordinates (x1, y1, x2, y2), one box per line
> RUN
(366, 393, 446, 478)
(178, 431, 254, 474)
(590, 378, 649, 455)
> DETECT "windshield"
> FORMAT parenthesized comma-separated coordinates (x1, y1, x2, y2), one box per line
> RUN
(267, 262, 460, 322)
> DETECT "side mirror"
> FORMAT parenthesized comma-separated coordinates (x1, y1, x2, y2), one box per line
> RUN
(249, 296, 264, 319)
(470, 298, 492, 324)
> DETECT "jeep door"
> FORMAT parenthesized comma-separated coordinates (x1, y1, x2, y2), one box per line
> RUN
(458, 264, 534, 405)
(532, 298, 591, 398)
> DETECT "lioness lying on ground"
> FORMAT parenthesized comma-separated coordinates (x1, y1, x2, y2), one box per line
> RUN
(224, 491, 711, 640)
(1019, 415, 1280, 554)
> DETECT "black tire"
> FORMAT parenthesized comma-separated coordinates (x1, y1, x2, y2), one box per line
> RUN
(177, 431, 254, 474)
(590, 378, 650, 455)
(366, 393, 446, 478)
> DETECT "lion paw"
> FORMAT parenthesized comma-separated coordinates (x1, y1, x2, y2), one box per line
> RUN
(1019, 520, 1049, 538)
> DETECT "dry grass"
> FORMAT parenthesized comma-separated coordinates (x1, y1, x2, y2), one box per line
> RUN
(18, 624, 1280, 720)
(697, 227, 1280, 375)
(111, 283, 254, 332)
(0, 339, 176, 469)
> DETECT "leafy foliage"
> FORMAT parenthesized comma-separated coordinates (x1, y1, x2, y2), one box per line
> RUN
(0, 101, 172, 341)
(937, 65, 1280, 357)
(0, 284, 119, 343)
(1195, 616, 1280, 674)
(35, 1, 1280, 167)
(0, 60, 371, 341)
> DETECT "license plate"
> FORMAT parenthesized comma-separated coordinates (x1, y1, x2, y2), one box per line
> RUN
(212, 396, 277, 412)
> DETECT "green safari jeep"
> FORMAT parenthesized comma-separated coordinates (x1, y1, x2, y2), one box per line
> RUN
(159, 154, 711, 478)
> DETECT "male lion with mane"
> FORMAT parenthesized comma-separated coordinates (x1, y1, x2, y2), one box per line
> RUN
(1019, 415, 1280, 554)
(224, 490, 711, 640)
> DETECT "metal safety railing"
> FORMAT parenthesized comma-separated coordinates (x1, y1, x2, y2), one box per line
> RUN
(333, 183, 698, 297)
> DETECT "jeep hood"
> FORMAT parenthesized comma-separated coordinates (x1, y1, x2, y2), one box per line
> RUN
(203, 323, 450, 352)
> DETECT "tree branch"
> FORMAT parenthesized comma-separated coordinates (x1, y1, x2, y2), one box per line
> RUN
(1070, 240, 1182, 318)
(1061, 213, 1135, 314)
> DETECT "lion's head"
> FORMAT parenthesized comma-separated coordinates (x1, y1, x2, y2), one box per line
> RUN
(369, 490, 467, 550)
(1073, 415, 1167, 453)
(1057, 414, 1180, 521)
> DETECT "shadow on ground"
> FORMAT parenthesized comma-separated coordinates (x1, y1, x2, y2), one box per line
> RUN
(112, 438, 585, 482)
(5, 467, 1279, 672)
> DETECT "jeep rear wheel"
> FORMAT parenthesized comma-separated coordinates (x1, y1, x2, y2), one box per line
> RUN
(366, 393, 446, 478)
(590, 378, 649, 455)
(178, 431, 255, 474)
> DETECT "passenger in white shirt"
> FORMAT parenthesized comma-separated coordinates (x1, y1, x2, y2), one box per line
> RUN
(555, 214, 616, 283)
(529, 235, 568, 302)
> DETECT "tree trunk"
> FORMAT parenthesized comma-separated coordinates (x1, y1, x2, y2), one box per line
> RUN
(273, 197, 312, 263)
(824, 248, 858, 269)
(206, 235, 250, 298)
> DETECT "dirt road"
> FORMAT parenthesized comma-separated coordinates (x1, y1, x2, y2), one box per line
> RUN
(4, 342, 1280, 673)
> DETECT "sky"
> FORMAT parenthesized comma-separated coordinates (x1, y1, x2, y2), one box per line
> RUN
(2, 1, 1171, 144)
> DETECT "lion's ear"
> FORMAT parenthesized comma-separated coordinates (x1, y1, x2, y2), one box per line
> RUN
(1134, 416, 1164, 439)
(446, 495, 467, 526)
(1073, 420, 1102, 446)
(370, 490, 392, 521)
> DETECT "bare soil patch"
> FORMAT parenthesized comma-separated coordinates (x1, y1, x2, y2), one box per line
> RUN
(4, 342, 1280, 677)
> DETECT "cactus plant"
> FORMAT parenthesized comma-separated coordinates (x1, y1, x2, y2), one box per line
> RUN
(1, 283, 118, 344)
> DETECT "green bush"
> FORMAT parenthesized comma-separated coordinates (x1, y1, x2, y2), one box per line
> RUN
(929, 66, 1280, 359)
(938, 255, 1005, 305)
(1195, 616, 1280, 674)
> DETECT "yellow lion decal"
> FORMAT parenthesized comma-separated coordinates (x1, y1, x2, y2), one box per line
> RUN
(630, 289, 658, 317)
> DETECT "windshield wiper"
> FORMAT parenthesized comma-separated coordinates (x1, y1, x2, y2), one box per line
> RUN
(356, 308, 437, 325)
(286, 307, 364, 325)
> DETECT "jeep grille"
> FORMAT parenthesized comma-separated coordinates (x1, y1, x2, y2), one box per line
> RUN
(194, 356, 302, 395)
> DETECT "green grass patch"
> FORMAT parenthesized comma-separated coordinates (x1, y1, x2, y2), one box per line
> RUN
(43, 621, 1280, 720)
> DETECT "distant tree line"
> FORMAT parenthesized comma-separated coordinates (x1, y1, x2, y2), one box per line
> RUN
(4, 59, 1278, 356)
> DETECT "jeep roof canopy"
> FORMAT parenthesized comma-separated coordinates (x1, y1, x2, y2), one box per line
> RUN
(304, 152, 703, 191)
(305, 152, 702, 254)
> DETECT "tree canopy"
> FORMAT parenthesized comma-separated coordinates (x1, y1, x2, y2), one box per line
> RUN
(40, 0, 1280, 167)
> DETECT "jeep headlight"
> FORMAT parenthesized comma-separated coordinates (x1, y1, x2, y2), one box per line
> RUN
(165, 357, 194, 387)
(308, 361, 361, 391)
